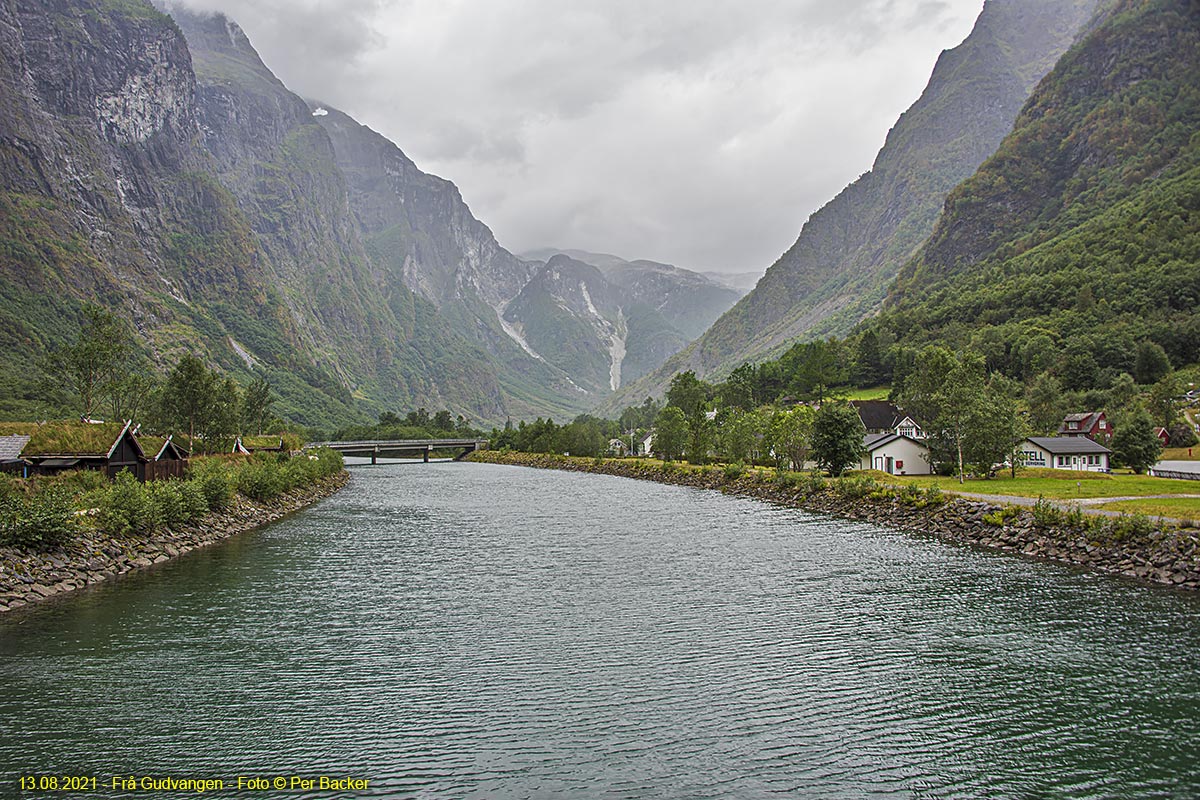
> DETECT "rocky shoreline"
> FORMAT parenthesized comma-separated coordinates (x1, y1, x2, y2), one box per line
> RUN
(0, 471, 350, 614)
(470, 451, 1200, 591)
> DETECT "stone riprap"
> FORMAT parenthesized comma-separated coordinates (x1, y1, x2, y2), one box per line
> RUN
(470, 452, 1200, 591)
(0, 472, 348, 614)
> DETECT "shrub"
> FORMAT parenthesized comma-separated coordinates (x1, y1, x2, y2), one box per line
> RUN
(898, 483, 925, 507)
(722, 462, 746, 480)
(832, 475, 877, 500)
(1107, 513, 1156, 541)
(97, 471, 155, 537)
(982, 506, 1022, 527)
(0, 485, 76, 548)
(147, 480, 186, 528)
(237, 458, 286, 501)
(190, 458, 234, 511)
(178, 480, 209, 521)
(1032, 495, 1064, 529)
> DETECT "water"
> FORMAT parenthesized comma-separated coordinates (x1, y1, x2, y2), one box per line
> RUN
(3, 462, 1200, 798)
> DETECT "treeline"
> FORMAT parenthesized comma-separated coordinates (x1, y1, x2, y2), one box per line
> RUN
(42, 304, 280, 453)
(328, 407, 484, 443)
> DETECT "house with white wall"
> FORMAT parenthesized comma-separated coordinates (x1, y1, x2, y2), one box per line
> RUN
(859, 433, 932, 475)
(1020, 436, 1111, 472)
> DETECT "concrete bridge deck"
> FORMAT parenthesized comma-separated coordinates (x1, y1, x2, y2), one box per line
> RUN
(306, 439, 488, 463)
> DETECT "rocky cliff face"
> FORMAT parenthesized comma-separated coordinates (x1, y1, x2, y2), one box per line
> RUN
(601, 0, 1100, 411)
(0, 0, 565, 426)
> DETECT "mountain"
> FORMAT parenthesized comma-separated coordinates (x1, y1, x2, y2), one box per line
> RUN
(601, 0, 1101, 410)
(0, 0, 636, 427)
(303, 104, 592, 420)
(521, 248, 744, 339)
(882, 0, 1200, 380)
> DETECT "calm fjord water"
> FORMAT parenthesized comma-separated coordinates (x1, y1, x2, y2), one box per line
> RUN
(3, 462, 1200, 798)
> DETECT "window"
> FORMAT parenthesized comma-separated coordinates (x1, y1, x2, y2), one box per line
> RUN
(1057, 456, 1068, 466)
(1069, 422, 1078, 430)
(1099, 420, 1107, 429)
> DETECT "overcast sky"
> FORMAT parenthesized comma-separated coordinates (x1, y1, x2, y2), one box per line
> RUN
(174, 0, 985, 273)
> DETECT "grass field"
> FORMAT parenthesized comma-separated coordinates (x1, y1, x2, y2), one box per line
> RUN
(858, 467, 1200, 500)
(838, 386, 891, 401)
(1094, 498, 1200, 519)
(1162, 447, 1200, 461)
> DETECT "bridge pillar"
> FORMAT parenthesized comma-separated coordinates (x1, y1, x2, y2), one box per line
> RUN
(424, 446, 431, 463)
(371, 447, 378, 465)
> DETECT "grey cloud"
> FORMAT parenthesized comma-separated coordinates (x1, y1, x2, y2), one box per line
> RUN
(167, 0, 985, 271)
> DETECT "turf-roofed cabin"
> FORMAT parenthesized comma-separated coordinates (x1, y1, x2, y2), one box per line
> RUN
(137, 434, 190, 481)
(0, 421, 149, 480)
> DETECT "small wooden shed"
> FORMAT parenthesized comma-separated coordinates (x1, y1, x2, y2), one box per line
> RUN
(138, 434, 190, 481)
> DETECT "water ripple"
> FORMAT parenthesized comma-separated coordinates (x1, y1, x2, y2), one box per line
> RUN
(3, 462, 1200, 797)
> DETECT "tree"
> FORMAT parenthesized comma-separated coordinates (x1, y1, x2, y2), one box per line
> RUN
(667, 371, 709, 418)
(1111, 405, 1163, 474)
(433, 410, 455, 432)
(1133, 340, 1171, 384)
(717, 410, 759, 463)
(720, 363, 757, 411)
(241, 375, 275, 435)
(1147, 375, 1181, 431)
(653, 406, 688, 462)
(810, 402, 865, 477)
(47, 304, 132, 419)
(851, 330, 886, 387)
(1107, 372, 1139, 413)
(965, 382, 1026, 478)
(766, 406, 815, 470)
(158, 356, 241, 454)
(1026, 372, 1064, 435)
(159, 354, 216, 452)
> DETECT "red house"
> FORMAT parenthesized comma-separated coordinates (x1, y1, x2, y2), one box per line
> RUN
(1059, 412, 1111, 441)
(1153, 427, 1171, 446)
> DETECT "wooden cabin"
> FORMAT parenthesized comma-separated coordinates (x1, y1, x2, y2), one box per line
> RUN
(233, 435, 286, 455)
(138, 434, 190, 481)
(0, 421, 148, 480)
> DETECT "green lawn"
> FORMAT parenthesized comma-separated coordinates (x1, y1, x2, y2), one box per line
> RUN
(863, 468, 1200, 500)
(838, 386, 891, 401)
(1162, 447, 1200, 461)
(1095, 498, 1200, 520)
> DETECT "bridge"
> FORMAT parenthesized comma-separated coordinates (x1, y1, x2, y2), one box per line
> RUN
(306, 439, 488, 464)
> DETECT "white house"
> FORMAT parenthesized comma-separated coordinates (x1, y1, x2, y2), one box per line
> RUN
(1020, 436, 1111, 472)
(640, 433, 655, 458)
(859, 433, 932, 475)
(852, 400, 926, 440)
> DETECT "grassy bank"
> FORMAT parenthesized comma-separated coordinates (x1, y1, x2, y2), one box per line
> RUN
(0, 449, 344, 551)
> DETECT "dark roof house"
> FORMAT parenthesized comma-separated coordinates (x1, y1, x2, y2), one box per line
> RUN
(1059, 411, 1111, 439)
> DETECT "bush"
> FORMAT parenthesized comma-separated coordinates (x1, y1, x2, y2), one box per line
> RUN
(982, 506, 1022, 527)
(178, 480, 209, 521)
(97, 471, 155, 537)
(722, 462, 746, 480)
(148, 480, 186, 528)
(1106, 513, 1157, 541)
(190, 458, 234, 511)
(831, 475, 877, 500)
(0, 485, 76, 548)
(237, 458, 286, 501)
(1032, 495, 1065, 528)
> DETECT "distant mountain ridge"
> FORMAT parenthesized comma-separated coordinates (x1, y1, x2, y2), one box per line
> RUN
(599, 0, 1100, 413)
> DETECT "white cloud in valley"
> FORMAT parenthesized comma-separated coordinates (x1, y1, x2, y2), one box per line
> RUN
(169, 0, 984, 273)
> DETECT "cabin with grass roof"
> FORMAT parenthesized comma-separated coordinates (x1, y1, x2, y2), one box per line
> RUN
(136, 434, 190, 481)
(0, 421, 148, 480)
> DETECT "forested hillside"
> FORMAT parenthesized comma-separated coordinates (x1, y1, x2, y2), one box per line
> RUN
(885, 0, 1199, 381)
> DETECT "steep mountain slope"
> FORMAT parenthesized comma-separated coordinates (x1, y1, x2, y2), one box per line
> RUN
(602, 0, 1099, 410)
(169, 7, 510, 423)
(883, 0, 1200, 376)
(0, 0, 367, 423)
(305, 105, 588, 420)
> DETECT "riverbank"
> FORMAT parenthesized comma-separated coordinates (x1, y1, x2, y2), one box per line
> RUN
(0, 471, 349, 614)
(469, 451, 1200, 590)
